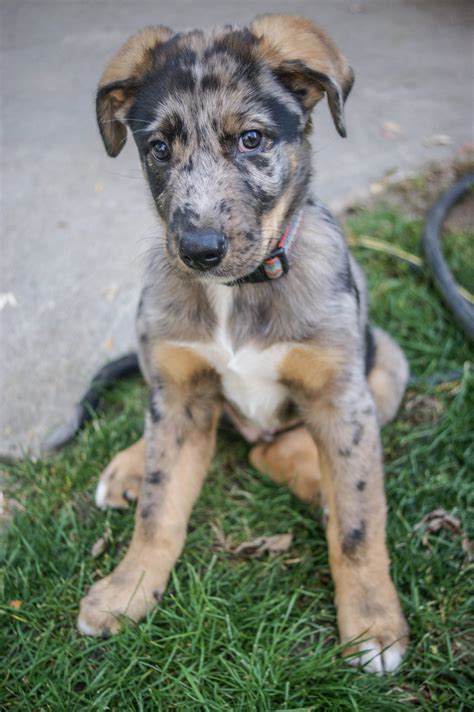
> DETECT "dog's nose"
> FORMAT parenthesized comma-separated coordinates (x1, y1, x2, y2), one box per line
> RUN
(178, 229, 227, 270)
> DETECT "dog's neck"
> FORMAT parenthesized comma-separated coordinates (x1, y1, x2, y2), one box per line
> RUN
(225, 206, 305, 287)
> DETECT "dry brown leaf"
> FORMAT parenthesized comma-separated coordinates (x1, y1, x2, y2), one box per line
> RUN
(10, 600, 22, 609)
(414, 508, 462, 546)
(383, 121, 402, 140)
(404, 394, 444, 425)
(232, 533, 293, 558)
(91, 526, 112, 558)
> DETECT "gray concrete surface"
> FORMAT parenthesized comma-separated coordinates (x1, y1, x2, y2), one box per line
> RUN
(1, 0, 473, 460)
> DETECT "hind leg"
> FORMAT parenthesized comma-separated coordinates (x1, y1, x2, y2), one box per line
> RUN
(95, 437, 145, 509)
(368, 327, 409, 426)
(250, 427, 322, 505)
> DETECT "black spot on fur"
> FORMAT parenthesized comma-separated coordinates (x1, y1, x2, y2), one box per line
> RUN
(242, 177, 277, 212)
(252, 154, 271, 171)
(185, 405, 193, 420)
(153, 590, 162, 601)
(170, 204, 200, 232)
(245, 231, 255, 241)
(342, 521, 366, 557)
(101, 627, 111, 640)
(201, 73, 221, 92)
(352, 422, 364, 446)
(160, 111, 188, 145)
(261, 94, 301, 143)
(356, 480, 366, 491)
(140, 504, 154, 519)
(149, 389, 161, 423)
(365, 326, 376, 376)
(176, 435, 183, 446)
(183, 157, 194, 173)
(146, 470, 163, 484)
(338, 447, 352, 457)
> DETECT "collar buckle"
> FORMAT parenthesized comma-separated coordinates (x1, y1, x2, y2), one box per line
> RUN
(263, 246, 290, 280)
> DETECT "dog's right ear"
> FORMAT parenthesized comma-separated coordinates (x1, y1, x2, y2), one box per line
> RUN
(96, 26, 174, 157)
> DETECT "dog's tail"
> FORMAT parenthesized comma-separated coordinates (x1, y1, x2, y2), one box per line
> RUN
(43, 353, 140, 451)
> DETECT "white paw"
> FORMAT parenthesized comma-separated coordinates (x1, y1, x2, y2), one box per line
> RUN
(95, 479, 108, 510)
(348, 640, 406, 675)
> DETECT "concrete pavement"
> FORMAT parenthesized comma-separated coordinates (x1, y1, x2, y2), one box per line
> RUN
(1, 0, 473, 460)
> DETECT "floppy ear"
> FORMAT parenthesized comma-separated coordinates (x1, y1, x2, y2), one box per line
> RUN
(250, 15, 354, 137)
(96, 25, 174, 157)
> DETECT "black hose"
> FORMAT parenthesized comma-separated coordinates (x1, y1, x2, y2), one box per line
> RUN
(423, 171, 474, 341)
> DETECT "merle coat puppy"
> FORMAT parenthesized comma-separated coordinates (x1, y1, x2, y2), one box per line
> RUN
(79, 15, 409, 674)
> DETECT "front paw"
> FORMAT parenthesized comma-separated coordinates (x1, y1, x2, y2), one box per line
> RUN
(338, 580, 409, 674)
(77, 568, 161, 637)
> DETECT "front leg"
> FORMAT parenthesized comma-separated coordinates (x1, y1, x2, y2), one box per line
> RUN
(78, 370, 220, 636)
(309, 385, 408, 673)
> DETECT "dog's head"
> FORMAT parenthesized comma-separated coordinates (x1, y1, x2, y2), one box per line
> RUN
(96, 16, 353, 282)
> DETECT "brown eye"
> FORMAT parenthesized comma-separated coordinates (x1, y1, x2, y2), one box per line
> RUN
(151, 140, 171, 162)
(238, 130, 262, 153)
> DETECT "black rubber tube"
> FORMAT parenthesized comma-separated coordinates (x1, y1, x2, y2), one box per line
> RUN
(423, 171, 474, 341)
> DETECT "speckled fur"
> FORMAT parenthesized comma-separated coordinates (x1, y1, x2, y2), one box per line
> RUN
(79, 15, 409, 674)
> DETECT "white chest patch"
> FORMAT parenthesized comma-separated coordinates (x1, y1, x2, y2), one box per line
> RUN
(174, 284, 291, 430)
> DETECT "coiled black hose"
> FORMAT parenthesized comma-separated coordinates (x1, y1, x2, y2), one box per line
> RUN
(423, 171, 474, 341)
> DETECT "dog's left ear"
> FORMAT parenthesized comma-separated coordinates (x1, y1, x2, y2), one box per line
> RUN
(250, 15, 354, 137)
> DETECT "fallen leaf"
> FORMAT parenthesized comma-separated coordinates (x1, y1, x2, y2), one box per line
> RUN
(232, 533, 293, 558)
(382, 121, 402, 140)
(404, 394, 444, 424)
(100, 285, 119, 302)
(91, 526, 112, 558)
(10, 600, 22, 609)
(0, 293, 18, 310)
(369, 181, 385, 195)
(414, 508, 461, 546)
(212, 525, 293, 558)
(423, 134, 452, 147)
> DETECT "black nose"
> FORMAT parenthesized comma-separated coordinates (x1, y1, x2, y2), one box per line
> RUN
(178, 229, 227, 271)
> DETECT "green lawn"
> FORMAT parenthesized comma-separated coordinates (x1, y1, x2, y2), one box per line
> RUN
(1, 198, 473, 711)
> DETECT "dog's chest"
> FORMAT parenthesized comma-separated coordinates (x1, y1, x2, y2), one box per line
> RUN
(179, 285, 291, 430)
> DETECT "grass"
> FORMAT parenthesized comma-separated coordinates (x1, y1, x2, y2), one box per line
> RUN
(1, 200, 473, 711)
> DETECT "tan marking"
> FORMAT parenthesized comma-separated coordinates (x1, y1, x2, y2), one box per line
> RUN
(279, 344, 346, 397)
(153, 344, 214, 385)
(250, 15, 353, 108)
(99, 26, 173, 87)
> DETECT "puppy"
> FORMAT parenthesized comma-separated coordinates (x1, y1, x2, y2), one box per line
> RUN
(79, 16, 409, 674)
